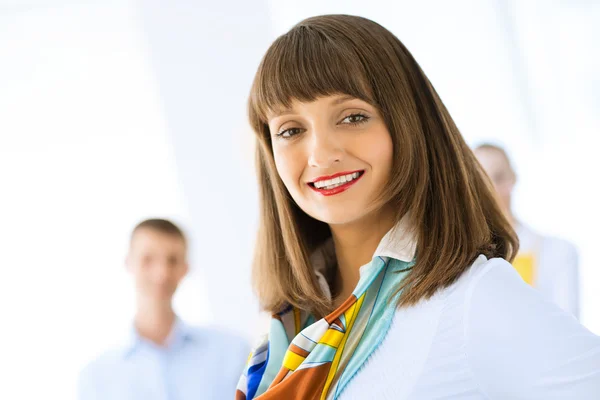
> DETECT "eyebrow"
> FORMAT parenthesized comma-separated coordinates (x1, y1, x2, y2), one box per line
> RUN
(269, 95, 360, 119)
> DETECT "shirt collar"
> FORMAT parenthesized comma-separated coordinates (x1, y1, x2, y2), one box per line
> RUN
(123, 316, 194, 358)
(373, 216, 417, 262)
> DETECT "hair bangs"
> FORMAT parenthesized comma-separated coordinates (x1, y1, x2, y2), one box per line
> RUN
(249, 25, 375, 126)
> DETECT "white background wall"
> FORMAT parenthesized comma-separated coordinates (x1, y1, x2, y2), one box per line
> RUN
(0, 1, 598, 399)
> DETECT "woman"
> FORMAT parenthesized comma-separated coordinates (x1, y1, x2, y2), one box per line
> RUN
(236, 15, 600, 399)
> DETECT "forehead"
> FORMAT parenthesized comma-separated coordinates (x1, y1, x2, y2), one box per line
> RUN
(130, 228, 185, 253)
(475, 148, 511, 171)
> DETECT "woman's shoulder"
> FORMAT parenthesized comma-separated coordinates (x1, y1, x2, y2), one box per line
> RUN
(449, 253, 589, 344)
(455, 256, 600, 398)
(440, 254, 518, 306)
(459, 254, 513, 282)
(389, 256, 516, 344)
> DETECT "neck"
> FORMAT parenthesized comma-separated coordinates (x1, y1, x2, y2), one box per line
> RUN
(330, 208, 395, 307)
(134, 299, 176, 346)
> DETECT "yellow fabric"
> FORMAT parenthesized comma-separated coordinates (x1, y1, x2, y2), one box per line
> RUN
(512, 252, 536, 285)
(282, 350, 306, 371)
(321, 293, 365, 400)
(319, 329, 345, 348)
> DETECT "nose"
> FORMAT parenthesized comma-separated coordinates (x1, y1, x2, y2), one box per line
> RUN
(307, 127, 343, 169)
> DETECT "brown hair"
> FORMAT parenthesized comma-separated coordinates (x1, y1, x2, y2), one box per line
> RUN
(131, 218, 187, 247)
(249, 15, 518, 317)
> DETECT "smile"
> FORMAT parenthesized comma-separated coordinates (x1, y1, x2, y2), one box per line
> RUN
(308, 170, 365, 196)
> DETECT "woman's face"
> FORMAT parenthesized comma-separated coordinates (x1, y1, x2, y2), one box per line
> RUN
(267, 94, 393, 226)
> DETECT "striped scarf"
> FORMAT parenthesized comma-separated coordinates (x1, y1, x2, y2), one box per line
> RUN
(236, 255, 412, 399)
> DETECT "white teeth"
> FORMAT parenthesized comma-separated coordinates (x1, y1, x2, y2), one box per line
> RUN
(313, 172, 361, 189)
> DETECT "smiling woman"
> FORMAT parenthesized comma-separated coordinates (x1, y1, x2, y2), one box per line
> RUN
(248, 14, 515, 320)
(236, 14, 600, 400)
(267, 95, 393, 226)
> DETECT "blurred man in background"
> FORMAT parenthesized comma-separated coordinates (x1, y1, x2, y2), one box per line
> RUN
(474, 144, 580, 318)
(78, 219, 249, 399)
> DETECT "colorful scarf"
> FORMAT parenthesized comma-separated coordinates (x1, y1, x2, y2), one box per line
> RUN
(236, 255, 412, 400)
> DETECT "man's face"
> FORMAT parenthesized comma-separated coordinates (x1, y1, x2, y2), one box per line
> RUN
(127, 228, 188, 303)
(474, 147, 515, 216)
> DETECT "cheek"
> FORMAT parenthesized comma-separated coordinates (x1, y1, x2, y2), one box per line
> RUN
(358, 129, 393, 177)
(498, 185, 512, 200)
(379, 134, 394, 172)
(175, 267, 187, 281)
(135, 272, 151, 286)
(273, 146, 304, 190)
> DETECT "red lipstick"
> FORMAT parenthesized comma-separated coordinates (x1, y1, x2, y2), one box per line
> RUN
(308, 170, 364, 196)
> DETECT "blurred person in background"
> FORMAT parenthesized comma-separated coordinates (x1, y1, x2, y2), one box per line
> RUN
(78, 218, 249, 400)
(235, 15, 600, 400)
(474, 144, 580, 318)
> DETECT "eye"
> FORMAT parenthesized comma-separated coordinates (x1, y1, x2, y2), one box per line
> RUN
(340, 113, 369, 125)
(276, 127, 304, 139)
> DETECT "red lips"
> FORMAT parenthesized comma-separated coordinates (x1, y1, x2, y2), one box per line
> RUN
(308, 170, 364, 196)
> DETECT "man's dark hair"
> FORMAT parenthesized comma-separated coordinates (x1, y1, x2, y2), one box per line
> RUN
(131, 218, 186, 247)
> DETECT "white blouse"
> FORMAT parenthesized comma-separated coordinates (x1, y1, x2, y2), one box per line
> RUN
(339, 255, 600, 399)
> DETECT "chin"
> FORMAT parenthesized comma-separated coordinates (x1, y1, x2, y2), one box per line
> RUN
(308, 209, 368, 226)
